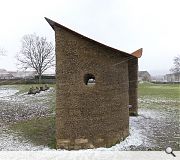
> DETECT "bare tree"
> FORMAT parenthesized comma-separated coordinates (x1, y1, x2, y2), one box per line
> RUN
(169, 55, 180, 82)
(0, 47, 6, 56)
(170, 55, 180, 74)
(17, 34, 55, 83)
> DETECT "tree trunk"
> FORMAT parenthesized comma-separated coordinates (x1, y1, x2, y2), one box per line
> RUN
(38, 74, 42, 84)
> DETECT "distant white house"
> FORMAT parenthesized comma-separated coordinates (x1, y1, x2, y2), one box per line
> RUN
(164, 73, 180, 82)
(0, 69, 14, 79)
(138, 71, 151, 82)
(151, 75, 164, 82)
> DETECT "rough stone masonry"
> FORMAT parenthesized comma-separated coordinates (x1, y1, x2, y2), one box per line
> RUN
(45, 17, 142, 150)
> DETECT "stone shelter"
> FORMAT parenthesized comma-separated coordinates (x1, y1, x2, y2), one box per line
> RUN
(45, 17, 142, 150)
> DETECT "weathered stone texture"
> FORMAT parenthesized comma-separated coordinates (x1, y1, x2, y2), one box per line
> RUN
(55, 26, 130, 149)
(128, 58, 138, 116)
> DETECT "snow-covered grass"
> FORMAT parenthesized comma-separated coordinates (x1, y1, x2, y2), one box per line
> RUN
(0, 88, 18, 98)
(0, 83, 179, 151)
(10, 116, 56, 149)
(0, 84, 56, 150)
(0, 85, 55, 123)
(0, 126, 49, 151)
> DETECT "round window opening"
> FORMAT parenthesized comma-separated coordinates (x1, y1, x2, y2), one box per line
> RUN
(84, 74, 96, 86)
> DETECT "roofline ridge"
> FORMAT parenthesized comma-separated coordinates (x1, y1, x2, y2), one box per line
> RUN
(45, 17, 142, 58)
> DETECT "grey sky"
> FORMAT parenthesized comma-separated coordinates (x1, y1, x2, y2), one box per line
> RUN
(0, 0, 179, 75)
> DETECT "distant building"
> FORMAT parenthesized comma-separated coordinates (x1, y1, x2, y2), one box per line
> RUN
(151, 75, 164, 82)
(164, 73, 180, 82)
(9, 71, 36, 79)
(0, 69, 55, 80)
(138, 71, 151, 82)
(0, 69, 14, 79)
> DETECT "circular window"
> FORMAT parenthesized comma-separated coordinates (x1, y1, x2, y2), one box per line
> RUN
(84, 74, 95, 86)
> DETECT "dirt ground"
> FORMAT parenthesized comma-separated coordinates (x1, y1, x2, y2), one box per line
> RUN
(0, 84, 179, 151)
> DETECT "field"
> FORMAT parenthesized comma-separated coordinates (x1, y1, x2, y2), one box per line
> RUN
(0, 82, 179, 151)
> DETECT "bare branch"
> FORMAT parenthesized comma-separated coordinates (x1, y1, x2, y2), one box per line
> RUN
(170, 55, 180, 74)
(0, 48, 7, 56)
(16, 33, 55, 82)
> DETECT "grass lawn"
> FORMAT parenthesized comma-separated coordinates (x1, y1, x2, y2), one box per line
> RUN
(8, 82, 180, 150)
(11, 116, 56, 148)
(137, 82, 180, 151)
(6, 83, 56, 148)
(138, 82, 179, 100)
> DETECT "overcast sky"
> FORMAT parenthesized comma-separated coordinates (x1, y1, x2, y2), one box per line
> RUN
(0, 0, 179, 75)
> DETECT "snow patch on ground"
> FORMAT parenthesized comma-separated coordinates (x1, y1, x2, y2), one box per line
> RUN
(96, 126, 144, 151)
(0, 128, 49, 151)
(0, 88, 18, 98)
(0, 88, 54, 123)
(95, 111, 155, 151)
(139, 97, 178, 104)
(0, 87, 55, 151)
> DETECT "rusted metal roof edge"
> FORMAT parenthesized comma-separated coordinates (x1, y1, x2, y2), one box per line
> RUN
(45, 17, 142, 58)
(131, 48, 143, 58)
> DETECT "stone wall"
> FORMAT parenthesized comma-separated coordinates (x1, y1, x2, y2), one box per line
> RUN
(128, 58, 138, 116)
(0, 79, 55, 85)
(55, 26, 130, 149)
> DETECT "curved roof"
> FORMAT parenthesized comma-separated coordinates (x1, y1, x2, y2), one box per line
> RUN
(45, 17, 142, 58)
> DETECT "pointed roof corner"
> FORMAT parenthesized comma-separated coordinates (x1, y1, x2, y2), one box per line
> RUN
(131, 48, 143, 58)
(44, 17, 56, 30)
(44, 17, 77, 33)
